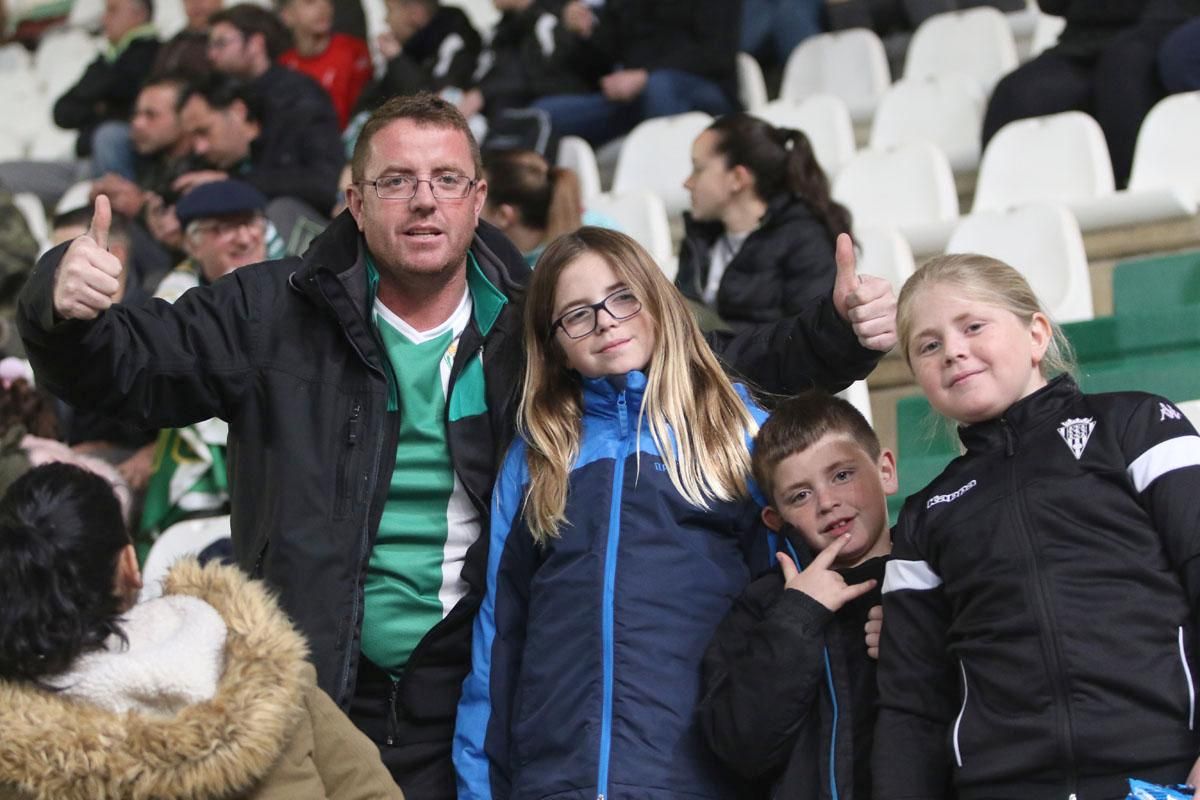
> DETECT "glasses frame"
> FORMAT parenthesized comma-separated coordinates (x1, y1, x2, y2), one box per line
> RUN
(358, 174, 478, 200)
(550, 288, 643, 340)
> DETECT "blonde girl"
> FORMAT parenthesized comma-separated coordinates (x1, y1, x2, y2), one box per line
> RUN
(876, 254, 1200, 800)
(453, 227, 771, 799)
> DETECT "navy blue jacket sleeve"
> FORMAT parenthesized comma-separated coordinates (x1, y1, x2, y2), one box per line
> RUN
(454, 442, 538, 800)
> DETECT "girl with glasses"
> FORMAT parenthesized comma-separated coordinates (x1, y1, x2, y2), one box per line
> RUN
(455, 226, 770, 799)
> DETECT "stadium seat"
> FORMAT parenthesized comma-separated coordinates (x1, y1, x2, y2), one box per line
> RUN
(138, 515, 232, 602)
(838, 381, 873, 426)
(853, 224, 916, 294)
(868, 74, 986, 173)
(556, 135, 602, 206)
(12, 192, 50, 254)
(736, 52, 769, 113)
(832, 142, 959, 256)
(445, 0, 500, 36)
(587, 189, 675, 278)
(1028, 11, 1066, 58)
(1128, 91, 1200, 197)
(0, 43, 32, 73)
(611, 111, 712, 218)
(1111, 250, 1200, 315)
(758, 95, 856, 177)
(153, 0, 187, 38)
(779, 28, 891, 124)
(34, 27, 103, 99)
(946, 203, 1093, 323)
(904, 6, 1018, 92)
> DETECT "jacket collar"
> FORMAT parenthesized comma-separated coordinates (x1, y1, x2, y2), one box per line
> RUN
(681, 191, 803, 243)
(581, 370, 648, 418)
(958, 374, 1081, 454)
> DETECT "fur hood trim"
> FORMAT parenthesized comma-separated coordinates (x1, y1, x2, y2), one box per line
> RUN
(0, 560, 310, 800)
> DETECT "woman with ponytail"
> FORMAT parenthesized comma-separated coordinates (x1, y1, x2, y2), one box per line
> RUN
(0, 463, 403, 800)
(678, 112, 853, 329)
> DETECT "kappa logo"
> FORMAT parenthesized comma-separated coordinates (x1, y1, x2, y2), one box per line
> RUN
(1057, 417, 1096, 460)
(1161, 402, 1183, 421)
(926, 479, 977, 509)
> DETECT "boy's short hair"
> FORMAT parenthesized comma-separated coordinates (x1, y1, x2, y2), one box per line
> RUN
(752, 391, 882, 504)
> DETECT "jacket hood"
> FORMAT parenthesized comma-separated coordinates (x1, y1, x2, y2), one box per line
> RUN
(0, 561, 310, 800)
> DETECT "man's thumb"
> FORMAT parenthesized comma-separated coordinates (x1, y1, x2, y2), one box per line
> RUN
(835, 232, 859, 292)
(88, 194, 112, 251)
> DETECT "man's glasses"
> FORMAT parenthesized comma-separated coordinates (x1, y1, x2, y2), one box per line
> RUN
(359, 174, 477, 200)
(551, 288, 642, 339)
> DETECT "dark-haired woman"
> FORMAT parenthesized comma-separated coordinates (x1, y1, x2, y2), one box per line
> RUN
(0, 463, 404, 800)
(677, 113, 853, 330)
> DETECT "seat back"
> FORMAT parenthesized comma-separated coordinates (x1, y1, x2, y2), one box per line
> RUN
(904, 6, 1018, 92)
(758, 95, 857, 177)
(833, 142, 959, 229)
(1128, 91, 1200, 197)
(869, 74, 986, 172)
(779, 28, 890, 121)
(612, 112, 713, 217)
(587, 190, 675, 278)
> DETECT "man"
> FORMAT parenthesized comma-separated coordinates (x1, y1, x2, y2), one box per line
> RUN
(18, 93, 896, 800)
(151, 0, 222, 79)
(198, 4, 343, 216)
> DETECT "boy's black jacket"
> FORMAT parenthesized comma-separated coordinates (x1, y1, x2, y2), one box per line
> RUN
(700, 536, 886, 800)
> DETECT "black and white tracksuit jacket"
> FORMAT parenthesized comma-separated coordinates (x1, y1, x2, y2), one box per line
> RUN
(875, 376, 1200, 800)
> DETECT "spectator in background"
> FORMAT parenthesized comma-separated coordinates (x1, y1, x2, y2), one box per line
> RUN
(741, 0, 822, 67)
(982, 0, 1200, 188)
(676, 114, 850, 331)
(151, 0, 222, 80)
(480, 148, 612, 266)
(353, 0, 481, 116)
(1158, 15, 1200, 92)
(531, 0, 742, 146)
(204, 3, 343, 217)
(278, 0, 372, 129)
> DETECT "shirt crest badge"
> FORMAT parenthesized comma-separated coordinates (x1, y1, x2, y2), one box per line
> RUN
(1058, 417, 1096, 460)
(1161, 402, 1183, 421)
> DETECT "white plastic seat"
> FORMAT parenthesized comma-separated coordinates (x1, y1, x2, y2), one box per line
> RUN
(12, 192, 50, 253)
(556, 135, 602, 206)
(611, 111, 713, 218)
(758, 95, 856, 178)
(737, 52, 769, 113)
(0, 43, 33, 73)
(946, 203, 1093, 323)
(153, 0, 188, 38)
(1028, 12, 1066, 59)
(779, 28, 891, 124)
(34, 27, 103, 98)
(832, 142, 959, 255)
(138, 515, 232, 602)
(852, 224, 916, 295)
(868, 74, 986, 173)
(904, 6, 1018, 93)
(837, 381, 873, 426)
(445, 0, 500, 36)
(1129, 91, 1200, 197)
(586, 190, 675, 279)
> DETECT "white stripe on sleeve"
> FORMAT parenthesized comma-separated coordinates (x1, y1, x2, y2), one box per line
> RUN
(882, 559, 944, 594)
(1127, 435, 1200, 492)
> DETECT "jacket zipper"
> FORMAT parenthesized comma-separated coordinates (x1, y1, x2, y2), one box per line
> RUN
(596, 390, 629, 800)
(953, 660, 969, 767)
(822, 648, 840, 800)
(1179, 626, 1196, 730)
(1004, 418, 1079, 798)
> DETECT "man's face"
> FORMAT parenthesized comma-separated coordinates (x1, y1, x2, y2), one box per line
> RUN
(130, 85, 184, 157)
(103, 0, 148, 44)
(181, 95, 256, 169)
(281, 0, 333, 39)
(347, 119, 486, 293)
(207, 21, 254, 76)
(385, 0, 429, 44)
(183, 0, 221, 31)
(185, 212, 267, 282)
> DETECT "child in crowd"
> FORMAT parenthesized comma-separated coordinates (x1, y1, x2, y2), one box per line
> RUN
(700, 391, 895, 799)
(876, 254, 1200, 799)
(453, 227, 770, 798)
(0, 462, 404, 799)
(278, 0, 372, 128)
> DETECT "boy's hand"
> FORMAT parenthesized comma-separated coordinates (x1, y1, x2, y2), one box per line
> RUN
(53, 194, 124, 321)
(865, 604, 883, 659)
(778, 534, 878, 613)
(833, 232, 898, 352)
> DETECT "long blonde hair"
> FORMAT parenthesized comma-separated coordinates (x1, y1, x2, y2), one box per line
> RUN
(519, 227, 758, 543)
(897, 253, 1075, 377)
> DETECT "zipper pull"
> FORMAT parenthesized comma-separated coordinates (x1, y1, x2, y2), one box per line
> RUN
(617, 392, 628, 438)
(348, 401, 362, 445)
(1001, 417, 1015, 457)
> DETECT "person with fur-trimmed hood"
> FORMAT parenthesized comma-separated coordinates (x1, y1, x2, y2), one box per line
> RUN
(0, 462, 403, 800)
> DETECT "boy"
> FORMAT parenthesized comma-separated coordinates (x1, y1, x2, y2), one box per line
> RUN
(699, 391, 896, 799)
(278, 0, 372, 129)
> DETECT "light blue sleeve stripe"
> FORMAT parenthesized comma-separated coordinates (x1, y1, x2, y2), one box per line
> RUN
(1128, 435, 1200, 492)
(453, 442, 527, 800)
(882, 559, 944, 594)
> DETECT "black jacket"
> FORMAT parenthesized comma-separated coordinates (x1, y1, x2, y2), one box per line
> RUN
(701, 537, 885, 800)
(355, 6, 481, 113)
(18, 214, 879, 799)
(243, 65, 344, 214)
(53, 33, 160, 157)
(875, 376, 1200, 800)
(676, 194, 838, 330)
(563, 0, 742, 104)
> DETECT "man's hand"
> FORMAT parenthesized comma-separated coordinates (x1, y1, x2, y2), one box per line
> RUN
(562, 0, 594, 37)
(832, 233, 898, 352)
(601, 69, 648, 102)
(778, 535, 878, 613)
(118, 441, 157, 492)
(92, 173, 146, 217)
(865, 604, 883, 659)
(172, 170, 228, 194)
(53, 194, 124, 321)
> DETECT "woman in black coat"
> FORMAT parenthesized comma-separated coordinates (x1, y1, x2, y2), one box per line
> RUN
(676, 113, 852, 331)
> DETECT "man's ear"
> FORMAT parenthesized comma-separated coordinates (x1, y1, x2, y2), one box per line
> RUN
(878, 449, 899, 496)
(114, 543, 142, 612)
(761, 505, 784, 532)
